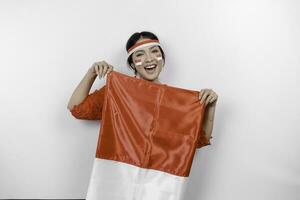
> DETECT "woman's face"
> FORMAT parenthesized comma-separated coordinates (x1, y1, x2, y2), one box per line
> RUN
(131, 38, 164, 82)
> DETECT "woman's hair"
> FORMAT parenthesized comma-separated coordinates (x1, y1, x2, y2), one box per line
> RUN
(126, 31, 165, 75)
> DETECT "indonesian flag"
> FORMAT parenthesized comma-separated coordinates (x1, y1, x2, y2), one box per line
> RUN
(70, 71, 212, 200)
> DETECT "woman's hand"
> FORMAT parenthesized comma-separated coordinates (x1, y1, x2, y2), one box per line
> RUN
(199, 89, 218, 106)
(88, 60, 114, 79)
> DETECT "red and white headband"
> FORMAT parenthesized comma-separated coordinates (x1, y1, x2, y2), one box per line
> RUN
(127, 39, 162, 60)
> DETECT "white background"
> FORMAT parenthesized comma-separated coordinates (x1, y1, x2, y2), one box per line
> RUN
(0, 0, 299, 199)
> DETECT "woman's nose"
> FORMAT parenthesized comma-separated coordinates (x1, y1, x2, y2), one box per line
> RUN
(145, 52, 154, 62)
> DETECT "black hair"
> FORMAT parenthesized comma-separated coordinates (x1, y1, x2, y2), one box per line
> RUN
(126, 31, 165, 75)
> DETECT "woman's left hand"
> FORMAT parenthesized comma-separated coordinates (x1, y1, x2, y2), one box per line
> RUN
(199, 89, 218, 106)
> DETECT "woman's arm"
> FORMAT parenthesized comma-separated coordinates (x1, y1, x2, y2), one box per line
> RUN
(67, 68, 97, 110)
(67, 61, 114, 110)
(199, 89, 218, 138)
(202, 101, 217, 138)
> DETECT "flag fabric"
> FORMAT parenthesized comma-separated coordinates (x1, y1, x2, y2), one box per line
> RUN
(70, 71, 212, 200)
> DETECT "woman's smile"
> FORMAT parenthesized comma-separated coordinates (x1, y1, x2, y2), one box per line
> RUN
(144, 64, 157, 73)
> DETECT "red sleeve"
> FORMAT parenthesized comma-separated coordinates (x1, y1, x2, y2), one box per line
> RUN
(196, 128, 213, 149)
(70, 85, 106, 120)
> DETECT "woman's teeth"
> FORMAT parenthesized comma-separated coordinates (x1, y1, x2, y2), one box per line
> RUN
(144, 65, 156, 73)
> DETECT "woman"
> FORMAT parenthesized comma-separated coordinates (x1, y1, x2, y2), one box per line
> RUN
(67, 31, 218, 141)
(67, 31, 218, 199)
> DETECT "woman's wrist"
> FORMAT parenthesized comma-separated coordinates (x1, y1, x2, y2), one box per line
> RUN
(86, 69, 97, 79)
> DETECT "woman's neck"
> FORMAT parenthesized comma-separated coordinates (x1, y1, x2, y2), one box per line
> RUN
(135, 74, 162, 84)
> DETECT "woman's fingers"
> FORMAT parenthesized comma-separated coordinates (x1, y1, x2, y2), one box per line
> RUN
(102, 62, 109, 77)
(94, 63, 99, 77)
(205, 94, 214, 105)
(199, 89, 218, 105)
(199, 89, 209, 104)
(103, 62, 111, 77)
(92, 62, 101, 79)
(106, 65, 113, 75)
(91, 61, 114, 79)
(102, 62, 114, 78)
(98, 62, 104, 78)
(199, 90, 204, 101)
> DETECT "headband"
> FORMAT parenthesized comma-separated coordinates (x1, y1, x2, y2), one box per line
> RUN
(127, 39, 162, 60)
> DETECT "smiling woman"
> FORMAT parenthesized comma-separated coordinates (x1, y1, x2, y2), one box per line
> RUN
(126, 31, 166, 83)
(68, 30, 217, 200)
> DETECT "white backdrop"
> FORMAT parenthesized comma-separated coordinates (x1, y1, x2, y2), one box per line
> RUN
(0, 0, 299, 199)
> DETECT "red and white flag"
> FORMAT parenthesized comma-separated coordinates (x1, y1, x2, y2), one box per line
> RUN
(70, 71, 212, 200)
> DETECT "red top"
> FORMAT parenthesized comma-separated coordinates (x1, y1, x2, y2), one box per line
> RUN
(70, 71, 212, 177)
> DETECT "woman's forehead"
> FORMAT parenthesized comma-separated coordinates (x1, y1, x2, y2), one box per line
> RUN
(134, 45, 159, 53)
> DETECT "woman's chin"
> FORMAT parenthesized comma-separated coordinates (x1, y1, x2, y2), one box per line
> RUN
(141, 73, 158, 81)
(136, 67, 162, 81)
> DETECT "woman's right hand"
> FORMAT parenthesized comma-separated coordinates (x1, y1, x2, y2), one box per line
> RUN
(88, 60, 114, 79)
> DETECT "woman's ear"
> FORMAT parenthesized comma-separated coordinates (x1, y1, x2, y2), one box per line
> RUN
(130, 63, 137, 75)
(132, 64, 136, 70)
(130, 62, 135, 69)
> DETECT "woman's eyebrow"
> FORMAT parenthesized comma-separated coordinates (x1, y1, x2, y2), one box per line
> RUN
(150, 45, 158, 49)
(135, 49, 145, 53)
(135, 46, 158, 53)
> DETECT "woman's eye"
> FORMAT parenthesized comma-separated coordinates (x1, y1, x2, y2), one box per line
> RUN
(152, 50, 158, 53)
(136, 54, 143, 57)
